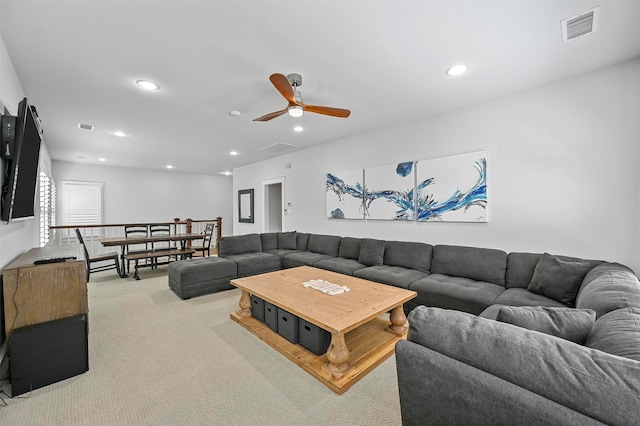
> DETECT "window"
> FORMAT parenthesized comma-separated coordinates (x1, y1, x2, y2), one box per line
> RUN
(60, 181, 103, 226)
(39, 170, 56, 247)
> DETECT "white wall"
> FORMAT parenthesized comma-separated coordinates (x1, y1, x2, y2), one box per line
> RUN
(52, 161, 233, 237)
(233, 59, 640, 273)
(0, 34, 45, 270)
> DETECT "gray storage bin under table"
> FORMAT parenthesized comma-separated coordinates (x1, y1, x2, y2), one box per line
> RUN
(251, 295, 265, 322)
(265, 302, 278, 332)
(299, 318, 331, 355)
(277, 307, 299, 344)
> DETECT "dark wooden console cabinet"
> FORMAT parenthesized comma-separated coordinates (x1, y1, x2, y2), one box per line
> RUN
(2, 245, 88, 340)
(2, 245, 89, 395)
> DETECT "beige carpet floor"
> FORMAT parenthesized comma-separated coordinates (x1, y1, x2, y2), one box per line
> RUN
(0, 266, 402, 425)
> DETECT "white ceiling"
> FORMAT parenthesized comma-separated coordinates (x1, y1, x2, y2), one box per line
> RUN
(1, 1, 638, 176)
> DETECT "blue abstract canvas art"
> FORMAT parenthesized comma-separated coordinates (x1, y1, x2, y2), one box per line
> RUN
(326, 169, 364, 219)
(415, 151, 487, 222)
(363, 161, 415, 220)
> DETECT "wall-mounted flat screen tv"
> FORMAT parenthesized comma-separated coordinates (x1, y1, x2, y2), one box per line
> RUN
(1, 98, 42, 222)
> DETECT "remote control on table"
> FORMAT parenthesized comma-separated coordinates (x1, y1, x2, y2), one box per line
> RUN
(33, 256, 77, 265)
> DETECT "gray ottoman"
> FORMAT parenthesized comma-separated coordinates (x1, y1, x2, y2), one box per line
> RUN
(168, 257, 237, 300)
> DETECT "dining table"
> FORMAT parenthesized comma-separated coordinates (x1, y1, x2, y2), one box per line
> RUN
(99, 233, 204, 277)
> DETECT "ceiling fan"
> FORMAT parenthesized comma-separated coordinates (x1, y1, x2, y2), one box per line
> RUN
(253, 73, 351, 122)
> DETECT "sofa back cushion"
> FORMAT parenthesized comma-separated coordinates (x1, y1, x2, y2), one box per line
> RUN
(506, 252, 601, 289)
(505, 253, 543, 289)
(358, 238, 385, 266)
(432, 245, 507, 285)
(526, 253, 591, 307)
(338, 237, 362, 260)
(384, 241, 432, 273)
(576, 263, 640, 318)
(277, 231, 297, 250)
(218, 233, 262, 257)
(260, 233, 278, 251)
(497, 306, 596, 344)
(307, 234, 341, 257)
(296, 233, 311, 251)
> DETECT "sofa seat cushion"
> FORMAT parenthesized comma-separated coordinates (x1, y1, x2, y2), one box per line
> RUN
(497, 306, 596, 344)
(354, 265, 427, 289)
(314, 257, 367, 276)
(223, 252, 281, 278)
(409, 274, 505, 315)
(264, 249, 300, 258)
(282, 252, 333, 269)
(585, 307, 640, 362)
(492, 288, 566, 308)
(431, 245, 507, 285)
(576, 263, 640, 318)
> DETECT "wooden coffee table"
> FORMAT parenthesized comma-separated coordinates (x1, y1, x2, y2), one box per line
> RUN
(230, 266, 417, 394)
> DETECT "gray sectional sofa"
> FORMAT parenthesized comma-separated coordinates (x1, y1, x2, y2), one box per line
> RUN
(173, 231, 640, 424)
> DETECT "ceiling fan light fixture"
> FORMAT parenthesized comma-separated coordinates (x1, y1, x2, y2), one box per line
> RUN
(288, 105, 303, 118)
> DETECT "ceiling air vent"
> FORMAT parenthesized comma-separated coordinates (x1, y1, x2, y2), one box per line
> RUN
(562, 6, 599, 43)
(77, 123, 94, 131)
(260, 142, 297, 153)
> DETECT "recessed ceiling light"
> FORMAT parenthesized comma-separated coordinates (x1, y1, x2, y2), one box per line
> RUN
(229, 110, 241, 117)
(166, 165, 174, 169)
(229, 151, 238, 156)
(223, 171, 232, 176)
(293, 126, 304, 132)
(136, 80, 160, 90)
(98, 157, 106, 162)
(112, 130, 127, 137)
(446, 64, 469, 76)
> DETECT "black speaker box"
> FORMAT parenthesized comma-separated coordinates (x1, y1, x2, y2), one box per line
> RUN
(9, 314, 88, 396)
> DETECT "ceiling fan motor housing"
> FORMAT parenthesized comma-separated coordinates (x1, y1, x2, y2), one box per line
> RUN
(287, 73, 302, 87)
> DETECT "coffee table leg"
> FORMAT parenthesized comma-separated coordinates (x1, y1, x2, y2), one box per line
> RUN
(325, 333, 351, 379)
(237, 290, 252, 317)
(386, 305, 408, 336)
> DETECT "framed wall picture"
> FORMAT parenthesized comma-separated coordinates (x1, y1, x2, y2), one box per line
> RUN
(326, 169, 364, 219)
(416, 151, 487, 222)
(238, 189, 254, 223)
(363, 161, 415, 221)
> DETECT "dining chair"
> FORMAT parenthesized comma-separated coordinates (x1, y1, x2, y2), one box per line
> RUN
(124, 225, 149, 273)
(149, 224, 172, 267)
(192, 223, 214, 257)
(75, 228, 122, 281)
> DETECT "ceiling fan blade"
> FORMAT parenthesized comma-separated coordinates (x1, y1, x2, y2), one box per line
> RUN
(303, 104, 351, 118)
(269, 73, 296, 103)
(253, 107, 288, 122)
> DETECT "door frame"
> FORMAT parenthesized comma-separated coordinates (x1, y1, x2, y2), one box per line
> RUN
(263, 176, 285, 233)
